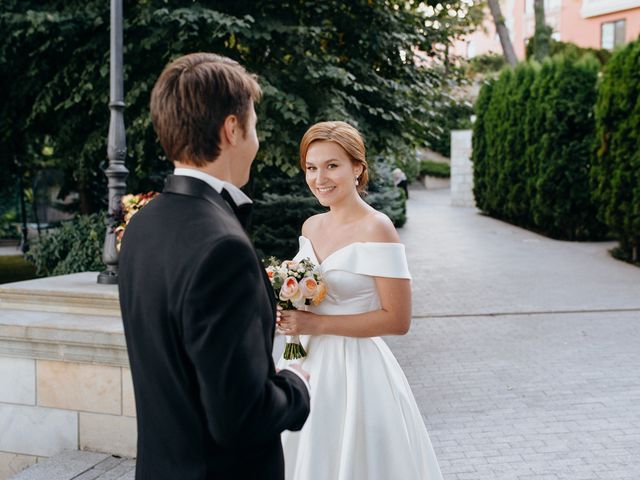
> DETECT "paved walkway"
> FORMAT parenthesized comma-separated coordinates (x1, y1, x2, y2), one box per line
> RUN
(385, 186, 640, 479)
(0, 246, 21, 256)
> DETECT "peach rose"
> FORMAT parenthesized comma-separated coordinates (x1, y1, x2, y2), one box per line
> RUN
(279, 277, 302, 302)
(311, 282, 327, 306)
(299, 277, 318, 298)
(265, 266, 276, 281)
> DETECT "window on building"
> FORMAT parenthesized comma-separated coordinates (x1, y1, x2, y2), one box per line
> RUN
(467, 42, 477, 58)
(601, 19, 626, 50)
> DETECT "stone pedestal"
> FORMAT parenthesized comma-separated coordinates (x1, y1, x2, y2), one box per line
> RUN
(0, 273, 135, 479)
(450, 129, 476, 207)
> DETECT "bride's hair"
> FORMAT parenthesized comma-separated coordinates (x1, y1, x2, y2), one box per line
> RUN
(299, 121, 369, 193)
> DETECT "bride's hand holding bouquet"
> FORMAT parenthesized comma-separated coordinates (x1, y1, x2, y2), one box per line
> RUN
(276, 307, 323, 336)
(265, 258, 327, 360)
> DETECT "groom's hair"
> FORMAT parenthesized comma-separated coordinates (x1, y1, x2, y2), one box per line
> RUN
(150, 52, 261, 166)
(299, 121, 370, 193)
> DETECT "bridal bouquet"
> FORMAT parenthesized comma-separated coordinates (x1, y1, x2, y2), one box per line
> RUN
(115, 192, 158, 251)
(266, 257, 327, 360)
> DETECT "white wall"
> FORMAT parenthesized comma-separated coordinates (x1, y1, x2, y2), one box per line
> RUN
(450, 130, 475, 208)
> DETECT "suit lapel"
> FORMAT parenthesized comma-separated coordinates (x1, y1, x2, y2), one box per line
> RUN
(164, 174, 277, 338)
(163, 175, 234, 216)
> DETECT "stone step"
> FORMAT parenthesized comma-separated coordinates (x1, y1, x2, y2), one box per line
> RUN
(0, 307, 127, 367)
(10, 450, 134, 480)
(0, 273, 120, 317)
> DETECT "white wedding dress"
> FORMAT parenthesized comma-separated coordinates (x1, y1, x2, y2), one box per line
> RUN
(277, 236, 443, 480)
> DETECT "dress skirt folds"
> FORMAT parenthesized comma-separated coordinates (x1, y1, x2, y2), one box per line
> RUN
(278, 237, 443, 480)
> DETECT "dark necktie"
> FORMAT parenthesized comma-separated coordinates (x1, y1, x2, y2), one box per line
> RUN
(220, 188, 253, 228)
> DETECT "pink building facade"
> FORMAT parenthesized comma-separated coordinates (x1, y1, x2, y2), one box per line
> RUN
(455, 0, 640, 60)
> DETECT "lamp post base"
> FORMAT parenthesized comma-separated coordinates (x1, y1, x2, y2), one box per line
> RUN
(97, 270, 119, 285)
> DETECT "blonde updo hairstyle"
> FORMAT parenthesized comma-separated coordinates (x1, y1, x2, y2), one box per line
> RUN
(299, 121, 369, 194)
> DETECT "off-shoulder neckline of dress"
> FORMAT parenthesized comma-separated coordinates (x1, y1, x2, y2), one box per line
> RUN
(299, 235, 403, 266)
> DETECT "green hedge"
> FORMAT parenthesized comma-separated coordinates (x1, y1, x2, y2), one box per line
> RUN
(420, 160, 450, 178)
(592, 39, 640, 263)
(366, 157, 407, 229)
(251, 186, 407, 261)
(0, 187, 19, 239)
(466, 53, 507, 76)
(525, 39, 611, 65)
(472, 55, 606, 240)
(251, 193, 325, 260)
(0, 209, 18, 239)
(0, 256, 38, 284)
(25, 213, 105, 276)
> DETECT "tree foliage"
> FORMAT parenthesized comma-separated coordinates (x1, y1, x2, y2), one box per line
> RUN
(1, 0, 483, 214)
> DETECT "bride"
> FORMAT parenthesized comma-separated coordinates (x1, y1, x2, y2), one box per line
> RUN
(276, 121, 443, 480)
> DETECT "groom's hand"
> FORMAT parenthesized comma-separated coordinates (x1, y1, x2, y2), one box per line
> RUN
(287, 363, 310, 383)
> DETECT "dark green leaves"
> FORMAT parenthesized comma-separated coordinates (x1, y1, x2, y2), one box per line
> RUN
(593, 39, 640, 262)
(473, 56, 607, 241)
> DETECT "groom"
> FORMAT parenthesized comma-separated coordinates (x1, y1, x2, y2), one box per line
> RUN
(118, 53, 310, 479)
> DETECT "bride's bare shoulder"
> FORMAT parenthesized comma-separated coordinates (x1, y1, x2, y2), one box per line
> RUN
(361, 211, 400, 243)
(301, 213, 328, 238)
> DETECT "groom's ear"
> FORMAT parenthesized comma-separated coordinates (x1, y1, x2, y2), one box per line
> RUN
(221, 114, 239, 147)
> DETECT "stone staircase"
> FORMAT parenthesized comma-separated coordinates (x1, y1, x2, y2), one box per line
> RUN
(0, 273, 121, 316)
(9, 451, 134, 480)
(0, 273, 136, 480)
(0, 273, 286, 479)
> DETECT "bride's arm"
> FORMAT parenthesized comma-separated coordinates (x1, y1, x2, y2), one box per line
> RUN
(278, 276, 412, 337)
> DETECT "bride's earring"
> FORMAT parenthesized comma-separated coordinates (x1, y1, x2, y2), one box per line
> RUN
(355, 176, 359, 186)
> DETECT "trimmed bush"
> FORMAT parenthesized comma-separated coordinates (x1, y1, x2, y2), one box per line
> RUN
(0, 187, 19, 239)
(251, 193, 325, 260)
(25, 213, 105, 276)
(0, 256, 38, 284)
(420, 160, 450, 178)
(592, 39, 640, 263)
(472, 55, 605, 240)
(466, 53, 507, 76)
(525, 39, 611, 65)
(528, 55, 605, 239)
(367, 157, 407, 228)
(502, 63, 536, 225)
(0, 208, 18, 239)
(471, 79, 494, 212)
(367, 189, 406, 227)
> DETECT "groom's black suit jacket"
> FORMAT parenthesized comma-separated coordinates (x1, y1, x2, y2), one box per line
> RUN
(119, 175, 310, 480)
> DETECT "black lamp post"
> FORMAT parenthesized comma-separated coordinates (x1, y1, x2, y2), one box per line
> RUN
(98, 0, 129, 285)
(17, 159, 29, 254)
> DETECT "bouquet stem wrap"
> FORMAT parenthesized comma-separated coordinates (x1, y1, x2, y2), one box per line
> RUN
(283, 335, 307, 360)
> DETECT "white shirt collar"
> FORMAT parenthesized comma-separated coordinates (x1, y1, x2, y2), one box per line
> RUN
(173, 168, 252, 206)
